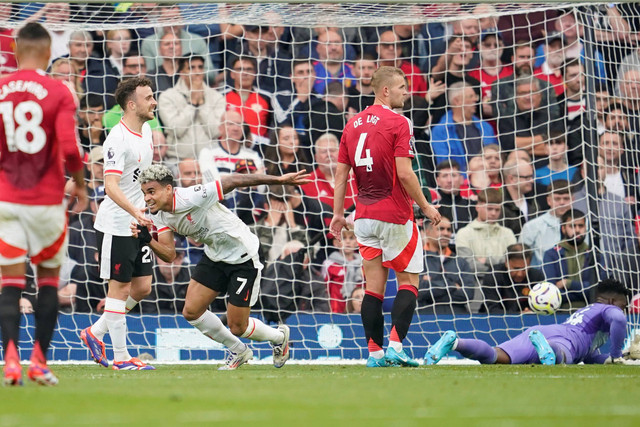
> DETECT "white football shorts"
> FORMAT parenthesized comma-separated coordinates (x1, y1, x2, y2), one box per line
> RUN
(354, 218, 423, 274)
(0, 202, 68, 268)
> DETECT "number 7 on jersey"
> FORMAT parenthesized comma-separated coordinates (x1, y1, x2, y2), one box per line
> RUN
(355, 132, 373, 172)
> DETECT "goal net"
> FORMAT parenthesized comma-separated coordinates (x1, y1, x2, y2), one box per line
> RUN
(3, 1, 640, 362)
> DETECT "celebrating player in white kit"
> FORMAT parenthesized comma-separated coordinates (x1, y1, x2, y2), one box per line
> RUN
(131, 164, 311, 369)
(81, 77, 156, 370)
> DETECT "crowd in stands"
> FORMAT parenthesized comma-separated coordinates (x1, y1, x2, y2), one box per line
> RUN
(3, 2, 640, 317)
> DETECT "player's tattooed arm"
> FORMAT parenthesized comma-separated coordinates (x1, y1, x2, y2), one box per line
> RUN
(130, 222, 176, 262)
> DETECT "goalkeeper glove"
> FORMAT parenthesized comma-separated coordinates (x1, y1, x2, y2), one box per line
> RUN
(136, 224, 152, 245)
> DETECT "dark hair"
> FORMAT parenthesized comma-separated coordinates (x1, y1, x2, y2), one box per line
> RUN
(596, 278, 631, 298)
(436, 160, 461, 174)
(230, 55, 257, 71)
(548, 129, 565, 142)
(546, 179, 571, 195)
(115, 77, 153, 110)
(17, 22, 51, 47)
(561, 208, 586, 224)
(604, 102, 627, 116)
(355, 52, 378, 63)
(178, 54, 205, 72)
(506, 243, 532, 262)
(264, 126, 310, 175)
(79, 94, 104, 110)
(291, 59, 314, 75)
(561, 57, 582, 77)
(326, 81, 345, 96)
(477, 187, 502, 204)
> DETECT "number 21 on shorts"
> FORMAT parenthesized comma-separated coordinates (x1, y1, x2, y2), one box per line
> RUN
(355, 132, 373, 172)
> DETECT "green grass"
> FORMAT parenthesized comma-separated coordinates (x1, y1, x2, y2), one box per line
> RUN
(2, 364, 640, 426)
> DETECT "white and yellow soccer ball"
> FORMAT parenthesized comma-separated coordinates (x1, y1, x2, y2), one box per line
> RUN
(528, 282, 562, 315)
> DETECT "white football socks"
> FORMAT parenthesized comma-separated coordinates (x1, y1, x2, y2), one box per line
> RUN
(90, 296, 139, 341)
(240, 318, 284, 345)
(125, 296, 139, 313)
(104, 297, 131, 362)
(188, 310, 246, 353)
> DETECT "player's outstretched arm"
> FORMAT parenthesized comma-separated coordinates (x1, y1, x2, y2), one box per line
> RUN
(105, 175, 151, 227)
(395, 157, 441, 225)
(130, 222, 176, 262)
(329, 162, 352, 242)
(220, 170, 312, 194)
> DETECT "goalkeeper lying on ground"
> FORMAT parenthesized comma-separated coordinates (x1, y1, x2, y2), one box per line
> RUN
(426, 279, 631, 365)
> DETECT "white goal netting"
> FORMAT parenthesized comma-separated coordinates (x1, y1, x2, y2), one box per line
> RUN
(3, 1, 640, 361)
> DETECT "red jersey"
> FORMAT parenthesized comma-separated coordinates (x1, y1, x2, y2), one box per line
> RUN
(468, 65, 514, 98)
(300, 166, 357, 210)
(399, 61, 427, 96)
(338, 104, 415, 224)
(0, 69, 83, 205)
(226, 89, 270, 137)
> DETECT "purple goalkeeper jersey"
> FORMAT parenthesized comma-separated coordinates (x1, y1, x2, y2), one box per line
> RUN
(499, 303, 627, 364)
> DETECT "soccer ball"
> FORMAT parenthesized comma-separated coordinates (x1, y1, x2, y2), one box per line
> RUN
(528, 282, 562, 315)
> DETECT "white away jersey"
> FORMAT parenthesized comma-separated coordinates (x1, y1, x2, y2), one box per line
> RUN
(95, 120, 153, 236)
(151, 180, 260, 264)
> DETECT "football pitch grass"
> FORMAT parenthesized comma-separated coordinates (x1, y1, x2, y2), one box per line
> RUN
(2, 364, 640, 426)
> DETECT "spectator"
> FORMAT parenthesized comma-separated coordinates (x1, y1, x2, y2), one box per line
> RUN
(429, 35, 481, 125)
(253, 185, 308, 263)
(140, 5, 217, 82)
(225, 56, 272, 145)
(148, 32, 182, 94)
(346, 287, 365, 314)
(233, 24, 292, 94)
(534, 10, 607, 83)
(272, 60, 323, 145)
(451, 15, 481, 48)
(77, 94, 106, 152)
(312, 29, 356, 95)
(27, 3, 73, 61)
(49, 57, 79, 104)
(481, 243, 545, 314)
(575, 158, 640, 289)
(433, 160, 477, 234)
(431, 81, 497, 174)
(323, 229, 364, 313)
(617, 69, 640, 136)
(300, 133, 356, 210)
(456, 188, 517, 276)
(483, 144, 503, 187)
(533, 32, 566, 96)
(263, 126, 310, 176)
(306, 81, 349, 145)
(198, 110, 264, 181)
(490, 42, 559, 120)
(346, 53, 377, 114)
(176, 158, 202, 188)
(535, 131, 578, 187)
(467, 30, 513, 113)
(86, 146, 104, 194)
(520, 179, 574, 266)
(418, 216, 475, 314)
(497, 76, 563, 161)
(598, 130, 640, 206)
(543, 209, 606, 310)
(66, 30, 95, 96)
(459, 155, 492, 201)
(376, 30, 427, 96)
(501, 158, 543, 236)
(158, 55, 226, 160)
(198, 111, 264, 186)
(84, 28, 132, 109)
(560, 58, 588, 166)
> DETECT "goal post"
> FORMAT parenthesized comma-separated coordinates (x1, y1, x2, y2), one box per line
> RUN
(2, 1, 639, 362)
